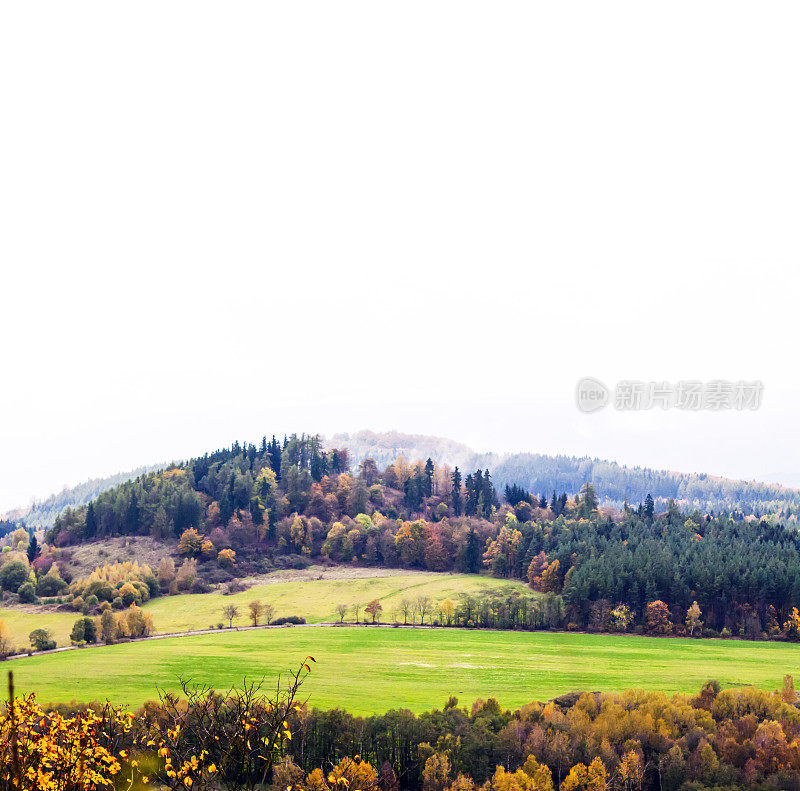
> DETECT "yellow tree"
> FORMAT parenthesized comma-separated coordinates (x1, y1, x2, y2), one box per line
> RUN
(439, 599, 456, 625)
(422, 752, 451, 791)
(483, 520, 523, 577)
(685, 601, 703, 636)
(0, 619, 13, 658)
(784, 607, 800, 640)
(178, 527, 204, 557)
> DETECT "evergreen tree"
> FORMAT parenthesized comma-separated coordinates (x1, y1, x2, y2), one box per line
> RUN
(26, 533, 38, 564)
(644, 493, 655, 522)
(451, 467, 463, 516)
(463, 526, 481, 574)
(84, 501, 98, 539)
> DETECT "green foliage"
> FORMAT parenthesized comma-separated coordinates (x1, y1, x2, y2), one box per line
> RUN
(17, 582, 37, 604)
(0, 561, 30, 592)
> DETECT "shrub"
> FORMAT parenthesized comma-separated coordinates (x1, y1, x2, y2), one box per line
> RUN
(112, 597, 123, 610)
(119, 582, 140, 607)
(0, 561, 30, 592)
(218, 548, 236, 568)
(29, 628, 56, 651)
(17, 582, 37, 604)
(70, 616, 98, 644)
(36, 573, 68, 598)
(270, 616, 306, 626)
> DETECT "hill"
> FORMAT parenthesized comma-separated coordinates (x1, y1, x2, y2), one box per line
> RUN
(5, 463, 165, 529)
(332, 430, 800, 519)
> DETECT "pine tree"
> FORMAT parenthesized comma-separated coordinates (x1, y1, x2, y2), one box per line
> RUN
(26, 533, 38, 564)
(424, 458, 434, 498)
(451, 467, 462, 516)
(84, 501, 98, 539)
(644, 493, 655, 522)
(464, 527, 481, 573)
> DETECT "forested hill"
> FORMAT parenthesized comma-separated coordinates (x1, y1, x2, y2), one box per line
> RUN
(30, 433, 800, 638)
(332, 430, 800, 520)
(5, 464, 164, 529)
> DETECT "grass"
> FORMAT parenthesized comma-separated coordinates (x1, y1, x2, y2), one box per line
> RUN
(9, 627, 800, 714)
(0, 571, 528, 648)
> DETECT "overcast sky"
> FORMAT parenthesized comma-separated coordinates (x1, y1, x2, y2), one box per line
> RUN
(1, 2, 799, 512)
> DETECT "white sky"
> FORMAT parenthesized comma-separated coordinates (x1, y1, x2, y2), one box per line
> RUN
(1, 2, 799, 512)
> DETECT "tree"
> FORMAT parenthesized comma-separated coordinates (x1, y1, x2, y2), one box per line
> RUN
(644, 493, 655, 522)
(685, 601, 703, 636)
(579, 483, 599, 519)
(218, 548, 236, 567)
(451, 468, 462, 516)
(645, 600, 673, 635)
(352, 602, 362, 624)
(539, 560, 562, 593)
(415, 595, 433, 625)
(99, 608, 116, 644)
(26, 534, 38, 564)
(157, 557, 176, 591)
(178, 527, 204, 557)
(784, 607, 800, 640)
(365, 599, 383, 624)
(398, 597, 413, 625)
(249, 600, 264, 626)
(262, 603, 276, 625)
(439, 598, 455, 625)
(462, 527, 481, 574)
(527, 552, 548, 590)
(222, 604, 239, 628)
(422, 752, 451, 791)
(0, 619, 14, 659)
(336, 603, 348, 623)
(29, 628, 56, 651)
(611, 604, 634, 632)
(70, 616, 98, 645)
(0, 561, 29, 592)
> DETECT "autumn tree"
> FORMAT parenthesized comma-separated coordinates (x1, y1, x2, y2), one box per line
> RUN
(365, 599, 383, 624)
(685, 601, 703, 636)
(422, 752, 451, 791)
(527, 552, 548, 591)
(439, 598, 455, 626)
(646, 600, 673, 635)
(539, 560, 562, 593)
(336, 603, 348, 622)
(0, 619, 13, 658)
(611, 604, 634, 632)
(157, 556, 176, 591)
(178, 527, 204, 557)
(249, 600, 264, 626)
(560, 758, 607, 791)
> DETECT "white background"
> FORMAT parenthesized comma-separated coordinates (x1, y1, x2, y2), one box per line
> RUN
(1, 2, 798, 511)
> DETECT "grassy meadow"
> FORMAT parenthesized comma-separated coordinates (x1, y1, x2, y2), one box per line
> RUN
(10, 626, 800, 713)
(0, 571, 528, 648)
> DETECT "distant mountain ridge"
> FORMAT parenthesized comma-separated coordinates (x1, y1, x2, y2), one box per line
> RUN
(331, 430, 800, 522)
(5, 464, 166, 529)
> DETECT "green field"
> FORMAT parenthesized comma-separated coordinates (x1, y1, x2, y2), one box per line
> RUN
(0, 571, 528, 648)
(9, 626, 800, 713)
